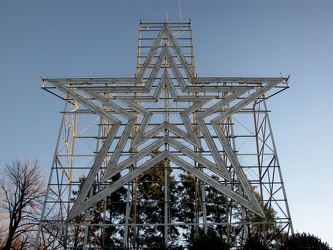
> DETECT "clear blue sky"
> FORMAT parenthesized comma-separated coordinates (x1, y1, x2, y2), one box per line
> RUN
(1, 0, 332, 246)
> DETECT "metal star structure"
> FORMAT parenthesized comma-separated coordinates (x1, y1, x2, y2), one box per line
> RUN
(43, 22, 289, 221)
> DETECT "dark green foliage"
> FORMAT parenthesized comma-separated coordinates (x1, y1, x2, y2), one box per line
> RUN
(71, 174, 127, 249)
(133, 151, 181, 249)
(205, 175, 231, 239)
(188, 229, 231, 250)
(176, 172, 198, 242)
(102, 173, 128, 247)
(280, 233, 332, 250)
(243, 236, 269, 250)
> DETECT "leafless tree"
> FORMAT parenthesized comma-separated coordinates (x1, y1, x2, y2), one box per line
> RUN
(0, 200, 7, 248)
(35, 211, 66, 250)
(0, 159, 46, 250)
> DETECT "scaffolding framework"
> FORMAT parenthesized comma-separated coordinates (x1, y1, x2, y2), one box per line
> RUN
(36, 21, 292, 249)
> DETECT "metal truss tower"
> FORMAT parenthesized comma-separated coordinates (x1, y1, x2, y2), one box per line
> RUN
(36, 20, 292, 249)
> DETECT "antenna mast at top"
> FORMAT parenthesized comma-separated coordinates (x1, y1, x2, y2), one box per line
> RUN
(178, 0, 182, 22)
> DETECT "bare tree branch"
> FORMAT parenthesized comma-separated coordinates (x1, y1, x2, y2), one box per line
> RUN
(0, 159, 46, 250)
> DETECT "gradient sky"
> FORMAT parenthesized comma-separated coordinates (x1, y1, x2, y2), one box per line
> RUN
(1, 0, 332, 246)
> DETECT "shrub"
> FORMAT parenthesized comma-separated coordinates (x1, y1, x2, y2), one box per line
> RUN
(280, 232, 332, 250)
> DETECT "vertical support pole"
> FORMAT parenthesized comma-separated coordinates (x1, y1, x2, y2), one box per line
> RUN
(67, 89, 78, 216)
(200, 177, 207, 234)
(131, 104, 139, 247)
(131, 21, 142, 248)
(195, 177, 199, 237)
(164, 68, 169, 246)
(66, 96, 78, 250)
(124, 183, 132, 247)
(164, 157, 169, 246)
(83, 221, 89, 248)
(132, 158, 139, 247)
